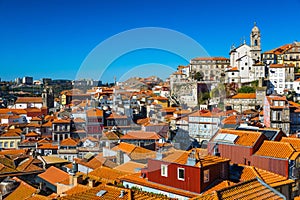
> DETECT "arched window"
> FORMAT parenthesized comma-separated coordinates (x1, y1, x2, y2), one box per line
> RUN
(254, 40, 258, 46)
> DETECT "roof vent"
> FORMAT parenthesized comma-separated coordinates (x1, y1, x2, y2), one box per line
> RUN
(96, 190, 107, 197)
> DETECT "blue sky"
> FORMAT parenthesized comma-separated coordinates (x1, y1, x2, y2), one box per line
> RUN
(1, 0, 300, 82)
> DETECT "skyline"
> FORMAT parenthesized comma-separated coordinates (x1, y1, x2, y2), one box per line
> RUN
(1, 0, 300, 82)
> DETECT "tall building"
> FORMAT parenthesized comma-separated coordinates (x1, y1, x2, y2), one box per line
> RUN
(22, 76, 33, 85)
(226, 23, 263, 83)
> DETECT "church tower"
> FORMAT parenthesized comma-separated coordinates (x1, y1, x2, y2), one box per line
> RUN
(42, 87, 54, 109)
(250, 22, 261, 63)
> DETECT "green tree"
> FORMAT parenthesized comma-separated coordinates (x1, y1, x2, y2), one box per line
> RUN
(193, 72, 204, 81)
(238, 86, 255, 93)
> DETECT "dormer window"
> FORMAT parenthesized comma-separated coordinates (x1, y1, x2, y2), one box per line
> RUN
(177, 168, 185, 181)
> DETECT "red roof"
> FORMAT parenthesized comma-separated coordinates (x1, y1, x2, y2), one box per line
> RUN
(38, 166, 69, 185)
(231, 93, 256, 99)
(15, 97, 43, 103)
(60, 137, 79, 146)
(86, 108, 103, 117)
(121, 131, 161, 140)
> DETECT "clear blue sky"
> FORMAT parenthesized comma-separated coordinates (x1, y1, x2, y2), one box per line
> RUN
(1, 0, 300, 82)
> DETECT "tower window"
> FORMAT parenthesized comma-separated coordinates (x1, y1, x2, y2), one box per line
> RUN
(254, 40, 258, 46)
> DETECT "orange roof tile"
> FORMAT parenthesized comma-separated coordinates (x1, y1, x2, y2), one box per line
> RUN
(0, 129, 21, 138)
(88, 166, 129, 182)
(86, 108, 103, 117)
(25, 131, 39, 137)
(254, 141, 296, 159)
(113, 161, 146, 173)
(215, 129, 263, 146)
(38, 166, 69, 186)
(60, 137, 79, 146)
(15, 97, 43, 103)
(280, 137, 300, 151)
(5, 177, 37, 200)
(121, 131, 161, 140)
(270, 63, 294, 68)
(101, 131, 119, 140)
(231, 93, 256, 99)
(215, 178, 284, 200)
(120, 173, 198, 198)
(52, 118, 71, 124)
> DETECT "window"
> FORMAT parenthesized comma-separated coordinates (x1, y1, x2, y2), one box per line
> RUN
(232, 72, 234, 75)
(4, 142, 8, 148)
(0, 142, 2, 148)
(177, 168, 185, 180)
(10, 141, 14, 148)
(204, 169, 209, 183)
(241, 67, 244, 70)
(161, 164, 168, 177)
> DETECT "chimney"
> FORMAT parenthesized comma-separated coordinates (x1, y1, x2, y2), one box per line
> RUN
(186, 149, 196, 166)
(88, 179, 94, 187)
(116, 150, 124, 165)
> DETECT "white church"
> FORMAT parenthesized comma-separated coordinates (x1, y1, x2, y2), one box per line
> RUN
(225, 23, 265, 84)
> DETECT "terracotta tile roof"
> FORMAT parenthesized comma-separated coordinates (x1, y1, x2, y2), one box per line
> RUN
(101, 131, 119, 140)
(38, 166, 69, 186)
(58, 183, 132, 200)
(254, 141, 296, 159)
(222, 115, 239, 125)
(82, 136, 99, 142)
(161, 148, 226, 167)
(0, 129, 21, 138)
(239, 165, 294, 188)
(15, 97, 43, 103)
(60, 137, 79, 146)
(86, 108, 103, 117)
(0, 149, 28, 155)
(264, 44, 292, 55)
(210, 178, 284, 200)
(52, 118, 71, 124)
(280, 137, 300, 151)
(63, 184, 90, 195)
(120, 173, 198, 198)
(231, 93, 256, 99)
(0, 108, 27, 115)
(31, 116, 42, 121)
(25, 131, 39, 137)
(121, 131, 161, 140)
(215, 129, 263, 147)
(113, 161, 146, 173)
(5, 177, 37, 200)
(270, 63, 294, 68)
(111, 142, 156, 160)
(226, 66, 239, 72)
(16, 157, 43, 172)
(74, 154, 103, 170)
(27, 122, 42, 128)
(37, 143, 58, 150)
(202, 180, 235, 195)
(149, 96, 169, 101)
(136, 117, 150, 125)
(25, 194, 51, 200)
(88, 166, 129, 182)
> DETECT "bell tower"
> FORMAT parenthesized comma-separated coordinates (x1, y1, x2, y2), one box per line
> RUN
(250, 22, 261, 62)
